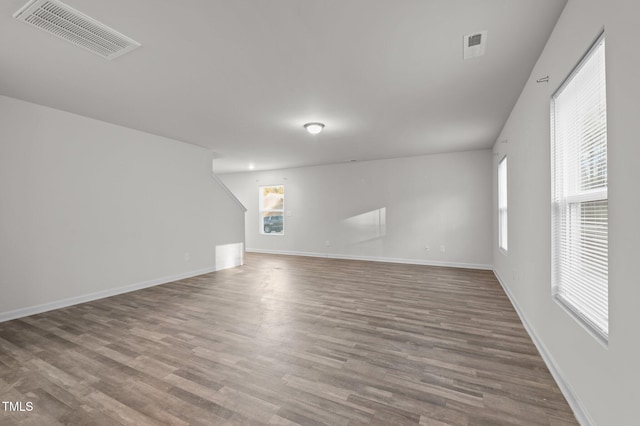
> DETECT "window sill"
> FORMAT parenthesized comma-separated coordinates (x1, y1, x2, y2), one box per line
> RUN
(552, 295, 608, 349)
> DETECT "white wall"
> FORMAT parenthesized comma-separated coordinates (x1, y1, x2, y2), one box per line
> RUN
(492, 0, 640, 424)
(221, 150, 492, 269)
(0, 95, 245, 320)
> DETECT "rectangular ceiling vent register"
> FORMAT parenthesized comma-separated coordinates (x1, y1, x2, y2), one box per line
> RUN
(463, 31, 487, 60)
(13, 0, 141, 60)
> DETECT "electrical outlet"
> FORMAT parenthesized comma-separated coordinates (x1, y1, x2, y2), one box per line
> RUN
(424, 245, 430, 251)
(440, 245, 446, 252)
(325, 240, 331, 247)
(184, 252, 190, 261)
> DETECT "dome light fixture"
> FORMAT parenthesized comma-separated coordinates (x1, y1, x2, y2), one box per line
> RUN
(303, 122, 325, 135)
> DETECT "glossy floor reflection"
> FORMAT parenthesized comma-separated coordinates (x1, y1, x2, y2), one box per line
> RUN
(0, 253, 577, 425)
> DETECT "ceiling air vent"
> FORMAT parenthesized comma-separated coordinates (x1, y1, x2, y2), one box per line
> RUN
(13, 0, 141, 60)
(463, 31, 487, 60)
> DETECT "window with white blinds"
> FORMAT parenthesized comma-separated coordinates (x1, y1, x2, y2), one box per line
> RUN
(498, 156, 508, 252)
(551, 33, 608, 342)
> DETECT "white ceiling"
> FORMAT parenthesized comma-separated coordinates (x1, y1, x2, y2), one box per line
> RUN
(0, 0, 567, 173)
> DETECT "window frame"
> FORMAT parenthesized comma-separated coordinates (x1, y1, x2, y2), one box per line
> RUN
(259, 185, 285, 236)
(551, 32, 608, 344)
(497, 155, 508, 254)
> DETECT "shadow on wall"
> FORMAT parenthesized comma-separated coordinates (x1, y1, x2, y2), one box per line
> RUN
(341, 207, 387, 244)
(216, 243, 245, 270)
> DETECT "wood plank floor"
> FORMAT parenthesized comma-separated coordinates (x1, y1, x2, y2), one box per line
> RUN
(0, 253, 577, 425)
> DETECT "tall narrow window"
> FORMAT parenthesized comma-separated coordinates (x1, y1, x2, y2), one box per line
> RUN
(551, 34, 608, 342)
(498, 156, 508, 252)
(259, 185, 284, 235)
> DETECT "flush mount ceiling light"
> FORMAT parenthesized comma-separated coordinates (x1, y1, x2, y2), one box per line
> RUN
(303, 122, 325, 135)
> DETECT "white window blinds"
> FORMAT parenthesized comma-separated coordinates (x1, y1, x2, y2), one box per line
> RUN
(498, 156, 508, 251)
(551, 34, 608, 341)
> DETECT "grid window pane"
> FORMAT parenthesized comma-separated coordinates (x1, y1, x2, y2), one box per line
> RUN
(259, 185, 284, 235)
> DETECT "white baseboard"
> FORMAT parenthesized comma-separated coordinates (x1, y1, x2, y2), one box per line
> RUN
(246, 248, 492, 270)
(492, 269, 593, 426)
(0, 262, 240, 324)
